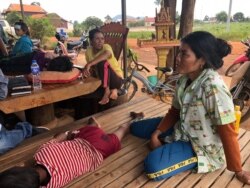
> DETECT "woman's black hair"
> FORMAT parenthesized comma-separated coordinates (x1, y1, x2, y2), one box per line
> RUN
(181, 31, 232, 70)
(0, 167, 40, 188)
(88, 28, 103, 41)
(14, 20, 30, 36)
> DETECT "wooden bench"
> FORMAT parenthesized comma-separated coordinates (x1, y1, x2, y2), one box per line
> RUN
(0, 96, 250, 188)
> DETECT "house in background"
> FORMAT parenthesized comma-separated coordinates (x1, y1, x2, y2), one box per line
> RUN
(144, 16, 155, 27)
(3, 4, 47, 18)
(2, 4, 73, 32)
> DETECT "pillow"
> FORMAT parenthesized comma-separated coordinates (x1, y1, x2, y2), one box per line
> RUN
(28, 68, 81, 84)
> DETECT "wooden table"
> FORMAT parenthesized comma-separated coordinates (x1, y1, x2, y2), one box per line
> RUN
(0, 77, 101, 126)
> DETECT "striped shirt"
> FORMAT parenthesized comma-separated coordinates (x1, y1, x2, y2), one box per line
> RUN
(34, 138, 103, 188)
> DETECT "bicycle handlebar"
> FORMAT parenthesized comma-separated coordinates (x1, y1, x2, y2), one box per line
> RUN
(128, 48, 150, 73)
(241, 39, 250, 47)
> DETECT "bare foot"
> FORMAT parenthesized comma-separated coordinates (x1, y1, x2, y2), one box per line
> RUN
(98, 97, 109, 105)
(87, 117, 101, 127)
(109, 89, 118, 100)
(99, 87, 110, 105)
(113, 124, 130, 141)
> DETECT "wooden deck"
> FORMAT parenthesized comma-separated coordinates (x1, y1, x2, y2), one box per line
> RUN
(65, 97, 250, 188)
(1, 96, 250, 187)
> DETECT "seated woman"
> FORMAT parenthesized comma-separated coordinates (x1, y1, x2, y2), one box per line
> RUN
(130, 31, 250, 184)
(83, 28, 123, 105)
(10, 20, 33, 56)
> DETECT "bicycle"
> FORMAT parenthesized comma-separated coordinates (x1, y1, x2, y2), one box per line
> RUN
(119, 49, 180, 103)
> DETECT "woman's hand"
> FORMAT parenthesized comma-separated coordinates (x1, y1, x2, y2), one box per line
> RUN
(83, 63, 91, 78)
(149, 129, 162, 150)
(235, 171, 250, 184)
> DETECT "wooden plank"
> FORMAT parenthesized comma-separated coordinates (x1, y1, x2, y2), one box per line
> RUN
(104, 162, 145, 188)
(0, 77, 101, 113)
(99, 97, 166, 130)
(227, 147, 250, 188)
(159, 171, 192, 188)
(212, 137, 250, 188)
(125, 173, 150, 188)
(90, 152, 148, 187)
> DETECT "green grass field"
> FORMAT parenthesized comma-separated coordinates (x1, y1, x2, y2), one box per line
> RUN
(128, 22, 250, 41)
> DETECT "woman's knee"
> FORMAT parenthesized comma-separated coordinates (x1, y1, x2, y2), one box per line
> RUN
(130, 117, 162, 139)
(144, 141, 197, 181)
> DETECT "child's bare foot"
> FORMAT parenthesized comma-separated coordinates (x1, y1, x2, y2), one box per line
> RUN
(119, 124, 130, 134)
(87, 117, 101, 127)
(109, 89, 118, 100)
(98, 97, 109, 105)
(99, 87, 110, 105)
(113, 124, 130, 141)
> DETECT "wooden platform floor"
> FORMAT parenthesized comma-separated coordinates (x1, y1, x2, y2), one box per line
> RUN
(1, 96, 250, 188)
(65, 96, 250, 188)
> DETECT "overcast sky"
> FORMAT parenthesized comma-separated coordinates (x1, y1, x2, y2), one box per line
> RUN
(1, 0, 250, 22)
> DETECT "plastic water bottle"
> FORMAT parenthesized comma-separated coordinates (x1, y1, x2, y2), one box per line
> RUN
(31, 60, 42, 90)
(234, 105, 242, 134)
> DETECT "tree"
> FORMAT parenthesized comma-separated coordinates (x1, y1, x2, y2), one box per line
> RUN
(154, 0, 161, 5)
(178, 0, 196, 39)
(216, 11, 228, 22)
(233, 12, 245, 22)
(73, 21, 83, 37)
(104, 15, 112, 23)
(6, 12, 22, 25)
(26, 17, 54, 41)
(31, 2, 40, 6)
(203, 15, 209, 21)
(175, 11, 180, 24)
(83, 16, 103, 30)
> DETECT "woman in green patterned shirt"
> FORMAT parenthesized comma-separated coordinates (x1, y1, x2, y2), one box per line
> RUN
(130, 31, 250, 184)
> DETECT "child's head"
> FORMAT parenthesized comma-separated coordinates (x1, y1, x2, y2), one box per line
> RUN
(0, 167, 40, 188)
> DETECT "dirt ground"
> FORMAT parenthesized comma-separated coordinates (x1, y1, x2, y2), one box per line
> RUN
(126, 38, 246, 72)
(77, 38, 249, 130)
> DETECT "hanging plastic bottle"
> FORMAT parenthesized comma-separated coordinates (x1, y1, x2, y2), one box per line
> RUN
(234, 105, 242, 134)
(31, 60, 42, 90)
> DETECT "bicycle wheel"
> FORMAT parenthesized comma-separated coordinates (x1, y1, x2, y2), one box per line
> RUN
(225, 63, 243, 77)
(120, 79, 138, 102)
(163, 76, 178, 88)
(159, 89, 175, 103)
(159, 78, 177, 103)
